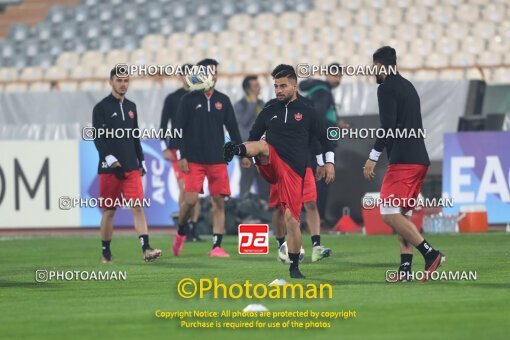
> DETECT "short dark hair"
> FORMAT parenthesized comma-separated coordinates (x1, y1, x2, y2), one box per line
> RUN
(373, 46, 397, 66)
(197, 58, 219, 67)
(242, 75, 258, 93)
(273, 69, 297, 82)
(271, 64, 295, 78)
(327, 62, 341, 75)
(110, 68, 117, 79)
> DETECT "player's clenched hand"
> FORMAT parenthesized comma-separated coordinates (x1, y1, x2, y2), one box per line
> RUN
(324, 163, 335, 184)
(163, 149, 175, 161)
(315, 166, 325, 181)
(363, 159, 376, 180)
(241, 157, 251, 169)
(179, 159, 189, 174)
(111, 162, 126, 180)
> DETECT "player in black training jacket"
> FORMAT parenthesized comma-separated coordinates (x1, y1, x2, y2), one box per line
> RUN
(363, 46, 444, 282)
(224, 66, 335, 279)
(171, 58, 242, 258)
(92, 68, 161, 263)
(159, 64, 202, 242)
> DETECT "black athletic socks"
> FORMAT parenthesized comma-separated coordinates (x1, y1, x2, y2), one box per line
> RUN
(102, 240, 111, 256)
(139, 234, 149, 252)
(417, 240, 439, 263)
(177, 223, 188, 236)
(213, 234, 223, 249)
(277, 237, 285, 248)
(400, 254, 413, 272)
(289, 252, 300, 270)
(311, 235, 320, 247)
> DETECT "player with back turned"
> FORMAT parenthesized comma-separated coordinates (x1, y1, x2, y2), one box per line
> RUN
(363, 46, 445, 282)
(92, 68, 162, 263)
(224, 65, 335, 279)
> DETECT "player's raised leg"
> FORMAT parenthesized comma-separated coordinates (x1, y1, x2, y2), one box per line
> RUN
(223, 140, 270, 164)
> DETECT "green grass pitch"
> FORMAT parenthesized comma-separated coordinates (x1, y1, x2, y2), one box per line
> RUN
(1, 232, 509, 339)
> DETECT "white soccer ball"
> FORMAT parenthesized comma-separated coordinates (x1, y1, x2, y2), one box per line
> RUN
(185, 72, 214, 92)
(278, 241, 305, 264)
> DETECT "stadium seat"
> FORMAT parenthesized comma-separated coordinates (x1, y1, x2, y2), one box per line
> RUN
(44, 66, 68, 81)
(253, 13, 277, 32)
(399, 53, 424, 69)
(461, 36, 484, 56)
(304, 10, 328, 30)
(329, 9, 352, 28)
(279, 12, 302, 30)
(56, 52, 83, 69)
(428, 53, 449, 68)
(432, 5, 454, 24)
(70, 65, 93, 79)
(478, 51, 502, 67)
(29, 82, 52, 92)
(456, 4, 480, 23)
(141, 34, 165, 51)
(406, 6, 428, 25)
(227, 14, 252, 32)
(421, 24, 443, 42)
(105, 50, 130, 66)
(4, 82, 28, 92)
(436, 37, 458, 57)
(379, 7, 402, 26)
(473, 22, 496, 40)
(130, 49, 154, 65)
(451, 53, 475, 67)
(0, 68, 19, 81)
(167, 32, 191, 51)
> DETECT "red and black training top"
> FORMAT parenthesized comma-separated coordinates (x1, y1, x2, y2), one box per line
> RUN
(173, 89, 242, 164)
(248, 96, 334, 178)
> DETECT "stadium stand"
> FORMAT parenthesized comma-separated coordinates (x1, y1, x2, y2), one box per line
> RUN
(0, 0, 509, 91)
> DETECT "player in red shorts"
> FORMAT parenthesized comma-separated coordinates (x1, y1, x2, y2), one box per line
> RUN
(363, 46, 445, 282)
(224, 66, 335, 278)
(171, 59, 242, 257)
(270, 165, 332, 263)
(92, 68, 161, 263)
(160, 66, 202, 242)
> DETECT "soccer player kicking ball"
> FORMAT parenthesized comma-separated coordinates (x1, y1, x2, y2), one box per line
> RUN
(363, 46, 445, 282)
(171, 59, 242, 257)
(262, 64, 333, 264)
(92, 68, 162, 263)
(224, 66, 335, 278)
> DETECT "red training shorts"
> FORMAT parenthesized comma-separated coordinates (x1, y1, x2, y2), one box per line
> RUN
(256, 144, 304, 222)
(380, 164, 428, 210)
(269, 167, 316, 208)
(184, 162, 231, 196)
(99, 170, 144, 209)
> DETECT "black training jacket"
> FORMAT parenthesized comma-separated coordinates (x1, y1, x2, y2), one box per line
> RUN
(92, 94, 144, 174)
(160, 87, 188, 149)
(249, 96, 334, 178)
(373, 73, 430, 166)
(173, 89, 242, 164)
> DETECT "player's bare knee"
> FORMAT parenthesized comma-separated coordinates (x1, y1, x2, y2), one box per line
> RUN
(131, 206, 144, 215)
(304, 201, 317, 211)
(103, 208, 116, 218)
(382, 214, 397, 226)
(211, 196, 224, 210)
